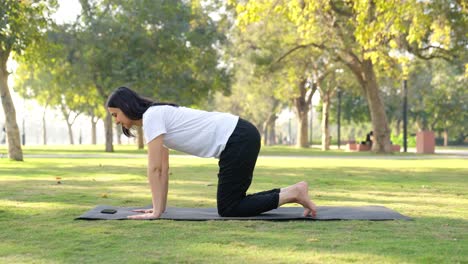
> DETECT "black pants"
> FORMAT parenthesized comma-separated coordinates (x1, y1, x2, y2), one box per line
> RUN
(217, 118, 280, 217)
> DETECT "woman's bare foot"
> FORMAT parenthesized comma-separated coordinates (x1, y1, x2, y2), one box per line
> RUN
(279, 181, 317, 217)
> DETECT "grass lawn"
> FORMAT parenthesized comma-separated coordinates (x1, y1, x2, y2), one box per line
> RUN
(3, 144, 466, 157)
(0, 146, 467, 263)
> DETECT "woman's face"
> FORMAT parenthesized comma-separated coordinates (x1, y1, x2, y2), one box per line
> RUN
(108, 107, 133, 129)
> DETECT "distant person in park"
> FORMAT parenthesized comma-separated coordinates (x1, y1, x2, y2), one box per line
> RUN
(106, 86, 317, 219)
(361, 131, 374, 146)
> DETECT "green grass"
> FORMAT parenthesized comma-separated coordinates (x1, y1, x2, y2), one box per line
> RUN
(0, 146, 467, 263)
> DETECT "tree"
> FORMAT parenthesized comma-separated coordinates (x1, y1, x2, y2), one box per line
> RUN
(316, 67, 339, 150)
(234, 0, 467, 152)
(15, 24, 92, 145)
(15, 0, 231, 150)
(227, 13, 328, 148)
(76, 0, 231, 151)
(0, 0, 56, 160)
(407, 58, 467, 145)
(209, 58, 284, 145)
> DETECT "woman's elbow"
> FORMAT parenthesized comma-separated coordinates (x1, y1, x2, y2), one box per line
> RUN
(148, 167, 170, 177)
(148, 166, 163, 175)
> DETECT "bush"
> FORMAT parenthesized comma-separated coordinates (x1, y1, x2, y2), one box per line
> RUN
(391, 133, 416, 147)
(435, 137, 468, 146)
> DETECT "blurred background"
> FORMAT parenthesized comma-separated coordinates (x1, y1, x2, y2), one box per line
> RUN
(1, 0, 466, 158)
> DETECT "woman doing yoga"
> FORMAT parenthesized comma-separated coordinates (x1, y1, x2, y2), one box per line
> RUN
(106, 87, 317, 219)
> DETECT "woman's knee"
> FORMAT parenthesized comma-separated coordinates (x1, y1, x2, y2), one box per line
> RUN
(217, 206, 234, 217)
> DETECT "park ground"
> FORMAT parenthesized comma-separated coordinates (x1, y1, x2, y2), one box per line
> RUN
(0, 145, 467, 263)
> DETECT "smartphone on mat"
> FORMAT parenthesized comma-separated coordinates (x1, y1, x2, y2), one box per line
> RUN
(101, 209, 117, 214)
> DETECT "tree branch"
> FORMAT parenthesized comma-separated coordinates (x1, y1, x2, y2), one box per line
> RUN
(70, 112, 81, 125)
(306, 82, 318, 106)
(401, 38, 454, 61)
(275, 42, 326, 64)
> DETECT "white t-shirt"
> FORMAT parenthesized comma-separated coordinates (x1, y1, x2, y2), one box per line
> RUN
(142, 105, 239, 158)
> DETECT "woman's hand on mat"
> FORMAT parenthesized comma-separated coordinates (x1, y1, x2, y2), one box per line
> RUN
(303, 208, 316, 217)
(128, 209, 162, 219)
(131, 209, 153, 214)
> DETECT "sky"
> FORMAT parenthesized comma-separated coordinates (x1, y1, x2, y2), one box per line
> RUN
(52, 0, 82, 24)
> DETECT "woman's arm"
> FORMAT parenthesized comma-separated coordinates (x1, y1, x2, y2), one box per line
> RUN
(160, 145, 169, 213)
(128, 135, 169, 219)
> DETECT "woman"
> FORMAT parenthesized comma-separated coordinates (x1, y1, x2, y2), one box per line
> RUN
(106, 87, 317, 219)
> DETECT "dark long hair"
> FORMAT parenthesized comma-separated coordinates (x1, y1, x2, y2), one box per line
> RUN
(106, 86, 178, 137)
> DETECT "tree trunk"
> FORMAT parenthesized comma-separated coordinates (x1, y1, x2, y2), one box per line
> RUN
(341, 51, 392, 153)
(60, 105, 75, 145)
(443, 129, 448, 147)
(362, 61, 391, 152)
(297, 109, 309, 148)
(91, 116, 97, 145)
(262, 99, 280, 146)
(293, 78, 311, 148)
(395, 118, 401, 136)
(321, 92, 331, 151)
(0, 55, 23, 161)
(137, 126, 144, 149)
(115, 125, 122, 145)
(42, 106, 47, 145)
(262, 120, 269, 146)
(347, 58, 391, 152)
(104, 112, 113, 152)
(67, 122, 74, 145)
(262, 113, 277, 146)
(96, 83, 113, 152)
(267, 115, 277, 145)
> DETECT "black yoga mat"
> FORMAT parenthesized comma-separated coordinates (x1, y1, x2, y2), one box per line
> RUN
(76, 205, 411, 221)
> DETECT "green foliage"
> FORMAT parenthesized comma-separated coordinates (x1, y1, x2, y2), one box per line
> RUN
(235, 0, 467, 76)
(14, 24, 97, 120)
(318, 68, 370, 125)
(0, 0, 57, 54)
(326, 91, 370, 125)
(403, 58, 467, 137)
(76, 0, 231, 106)
(390, 133, 416, 148)
(14, 0, 231, 122)
(233, 1, 466, 110)
(210, 12, 299, 126)
(231, 14, 317, 100)
(210, 72, 282, 129)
